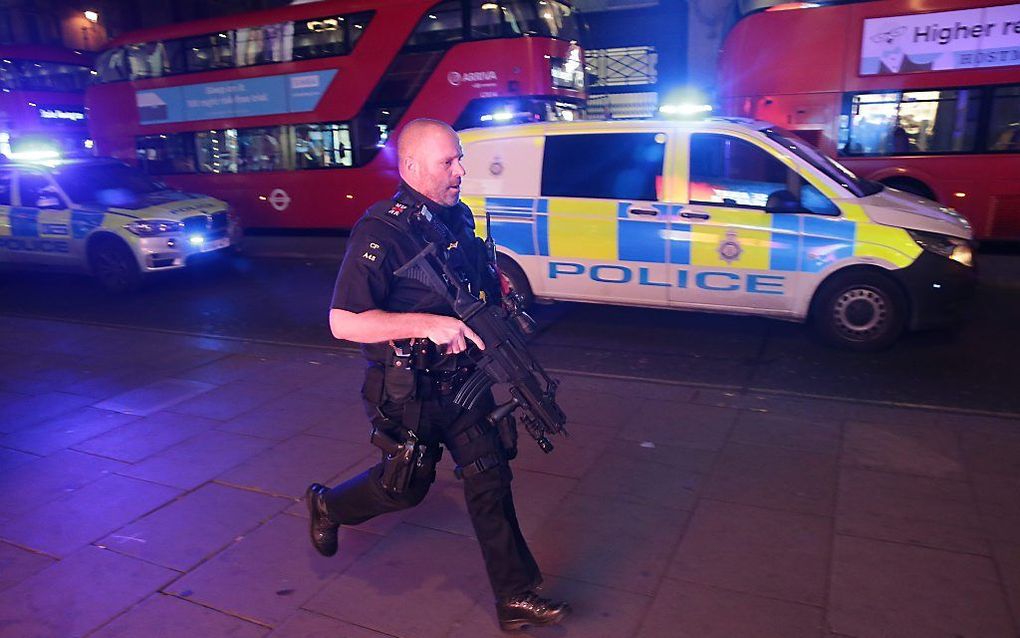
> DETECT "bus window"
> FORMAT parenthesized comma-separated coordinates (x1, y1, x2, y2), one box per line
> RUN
(537, 1, 580, 40)
(238, 127, 284, 172)
(126, 42, 170, 80)
(348, 12, 372, 47)
(0, 59, 15, 90)
(988, 87, 1020, 152)
(13, 60, 92, 92)
(471, 1, 506, 39)
(689, 134, 787, 208)
(843, 90, 981, 155)
(541, 132, 665, 201)
(293, 16, 345, 60)
(137, 134, 197, 174)
(95, 49, 128, 83)
(186, 32, 235, 72)
(294, 123, 352, 169)
(196, 129, 238, 173)
(407, 1, 464, 47)
(236, 23, 295, 65)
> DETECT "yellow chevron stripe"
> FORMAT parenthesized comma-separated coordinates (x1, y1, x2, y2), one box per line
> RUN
(854, 223, 920, 268)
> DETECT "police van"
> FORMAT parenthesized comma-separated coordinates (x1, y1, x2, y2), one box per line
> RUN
(459, 118, 976, 350)
(0, 158, 240, 292)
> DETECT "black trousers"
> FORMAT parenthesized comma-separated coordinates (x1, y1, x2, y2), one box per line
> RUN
(323, 389, 541, 599)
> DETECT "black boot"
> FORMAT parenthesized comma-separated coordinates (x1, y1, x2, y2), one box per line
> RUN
(495, 591, 571, 631)
(305, 483, 339, 557)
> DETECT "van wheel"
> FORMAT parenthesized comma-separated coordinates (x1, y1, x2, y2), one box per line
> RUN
(497, 254, 533, 308)
(89, 237, 142, 293)
(812, 271, 906, 351)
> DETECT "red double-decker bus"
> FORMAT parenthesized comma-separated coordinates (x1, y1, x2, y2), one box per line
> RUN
(86, 0, 586, 230)
(0, 45, 93, 161)
(717, 0, 1020, 240)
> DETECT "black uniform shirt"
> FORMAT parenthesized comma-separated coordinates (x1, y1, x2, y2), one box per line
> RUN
(330, 182, 486, 359)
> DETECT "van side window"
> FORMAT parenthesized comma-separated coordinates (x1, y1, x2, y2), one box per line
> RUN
(542, 132, 665, 201)
(0, 171, 12, 206)
(19, 173, 52, 208)
(689, 134, 788, 208)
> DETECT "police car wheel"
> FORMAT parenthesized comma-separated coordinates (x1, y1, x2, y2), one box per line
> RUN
(89, 237, 142, 294)
(813, 272, 906, 351)
(497, 254, 533, 308)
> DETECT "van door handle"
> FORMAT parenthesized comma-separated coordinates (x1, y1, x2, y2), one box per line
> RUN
(629, 207, 659, 216)
(680, 211, 710, 220)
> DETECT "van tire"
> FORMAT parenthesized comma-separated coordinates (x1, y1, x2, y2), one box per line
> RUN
(89, 236, 142, 293)
(497, 254, 533, 308)
(811, 271, 906, 351)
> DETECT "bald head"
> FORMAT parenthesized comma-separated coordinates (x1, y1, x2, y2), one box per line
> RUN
(397, 118, 465, 207)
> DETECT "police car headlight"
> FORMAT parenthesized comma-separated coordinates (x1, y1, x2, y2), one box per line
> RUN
(907, 230, 973, 267)
(125, 219, 184, 237)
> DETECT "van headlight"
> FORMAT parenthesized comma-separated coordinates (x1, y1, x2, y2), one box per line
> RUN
(906, 230, 973, 267)
(125, 219, 184, 236)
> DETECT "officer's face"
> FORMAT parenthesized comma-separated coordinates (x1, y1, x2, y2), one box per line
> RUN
(411, 128, 466, 207)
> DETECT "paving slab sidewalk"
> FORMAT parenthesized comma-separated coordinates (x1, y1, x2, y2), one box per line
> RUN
(0, 314, 1018, 638)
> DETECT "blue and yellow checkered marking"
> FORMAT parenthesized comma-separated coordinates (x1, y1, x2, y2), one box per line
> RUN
(770, 215, 801, 272)
(802, 216, 856, 273)
(617, 202, 667, 264)
(473, 196, 878, 273)
(9, 207, 39, 237)
(72, 210, 105, 239)
(483, 197, 538, 257)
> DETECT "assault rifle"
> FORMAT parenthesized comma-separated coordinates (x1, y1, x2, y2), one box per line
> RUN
(393, 210, 567, 453)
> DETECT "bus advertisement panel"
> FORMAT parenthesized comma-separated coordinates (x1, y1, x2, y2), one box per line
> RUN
(86, 0, 586, 230)
(717, 1, 1020, 240)
(0, 45, 94, 161)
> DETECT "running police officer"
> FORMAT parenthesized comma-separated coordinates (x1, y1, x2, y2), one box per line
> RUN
(306, 118, 570, 631)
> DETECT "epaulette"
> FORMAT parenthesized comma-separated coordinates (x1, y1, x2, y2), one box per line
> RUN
(363, 198, 420, 234)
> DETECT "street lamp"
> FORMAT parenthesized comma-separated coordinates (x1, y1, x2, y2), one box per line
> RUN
(84, 10, 98, 23)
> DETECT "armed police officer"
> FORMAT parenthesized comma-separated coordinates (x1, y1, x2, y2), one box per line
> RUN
(306, 118, 570, 631)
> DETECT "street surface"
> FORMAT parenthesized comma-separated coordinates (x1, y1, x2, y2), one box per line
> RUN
(1, 248, 1018, 415)
(0, 246, 1018, 637)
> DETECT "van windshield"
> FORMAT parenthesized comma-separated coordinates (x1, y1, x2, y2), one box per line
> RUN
(763, 128, 882, 198)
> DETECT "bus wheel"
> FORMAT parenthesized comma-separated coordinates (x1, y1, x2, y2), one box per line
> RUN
(812, 271, 906, 351)
(882, 177, 936, 202)
(89, 236, 142, 293)
(497, 254, 533, 308)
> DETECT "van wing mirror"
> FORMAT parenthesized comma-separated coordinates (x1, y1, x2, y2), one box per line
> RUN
(765, 189, 806, 214)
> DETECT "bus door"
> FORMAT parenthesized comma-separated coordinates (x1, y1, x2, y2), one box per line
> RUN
(540, 131, 670, 306)
(13, 169, 74, 265)
(670, 133, 801, 311)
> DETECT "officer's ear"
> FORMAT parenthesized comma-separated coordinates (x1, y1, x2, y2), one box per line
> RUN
(401, 154, 417, 176)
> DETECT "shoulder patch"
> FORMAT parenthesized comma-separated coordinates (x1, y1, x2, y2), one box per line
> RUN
(354, 238, 387, 267)
(387, 202, 407, 216)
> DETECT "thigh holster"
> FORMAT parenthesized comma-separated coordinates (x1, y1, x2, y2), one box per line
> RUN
(450, 419, 507, 480)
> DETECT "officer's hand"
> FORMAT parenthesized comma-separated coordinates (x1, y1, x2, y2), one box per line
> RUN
(424, 316, 486, 353)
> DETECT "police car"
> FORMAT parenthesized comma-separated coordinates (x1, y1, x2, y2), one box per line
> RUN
(0, 158, 240, 292)
(459, 118, 976, 350)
